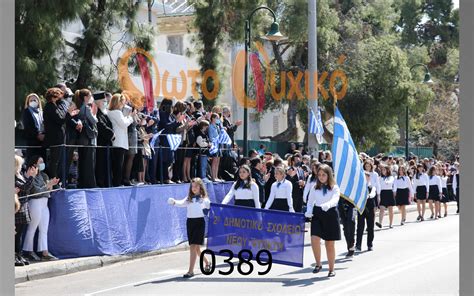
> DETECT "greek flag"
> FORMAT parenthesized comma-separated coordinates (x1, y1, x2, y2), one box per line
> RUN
(332, 107, 368, 212)
(218, 130, 232, 145)
(167, 134, 182, 151)
(309, 108, 324, 143)
(209, 140, 219, 155)
(150, 129, 164, 153)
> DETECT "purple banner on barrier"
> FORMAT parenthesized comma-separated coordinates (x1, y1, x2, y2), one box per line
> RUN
(207, 203, 305, 267)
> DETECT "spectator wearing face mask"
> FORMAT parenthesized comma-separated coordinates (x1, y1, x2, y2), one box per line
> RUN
(94, 92, 115, 188)
(22, 155, 59, 262)
(21, 93, 46, 162)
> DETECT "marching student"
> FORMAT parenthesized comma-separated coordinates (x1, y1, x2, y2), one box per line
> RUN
(222, 165, 260, 208)
(376, 165, 395, 229)
(393, 166, 414, 226)
(363, 160, 380, 215)
(412, 164, 429, 221)
(305, 164, 341, 278)
(356, 172, 376, 252)
(440, 168, 449, 217)
(452, 163, 460, 214)
(303, 162, 319, 205)
(264, 166, 295, 212)
(427, 166, 443, 219)
(167, 178, 212, 278)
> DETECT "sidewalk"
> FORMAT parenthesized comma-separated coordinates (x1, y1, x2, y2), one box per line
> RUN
(15, 202, 457, 284)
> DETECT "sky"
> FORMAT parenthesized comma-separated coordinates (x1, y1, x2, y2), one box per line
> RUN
(453, 0, 459, 9)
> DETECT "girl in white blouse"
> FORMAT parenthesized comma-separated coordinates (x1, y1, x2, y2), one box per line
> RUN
(376, 165, 395, 229)
(264, 166, 294, 212)
(222, 165, 260, 208)
(427, 166, 443, 219)
(413, 164, 429, 221)
(393, 166, 414, 225)
(305, 164, 340, 278)
(168, 178, 212, 278)
(440, 168, 449, 217)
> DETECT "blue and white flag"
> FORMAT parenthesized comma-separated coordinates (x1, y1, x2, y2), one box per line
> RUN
(167, 134, 182, 151)
(309, 108, 324, 143)
(150, 129, 164, 153)
(218, 129, 232, 145)
(209, 140, 219, 155)
(331, 107, 368, 212)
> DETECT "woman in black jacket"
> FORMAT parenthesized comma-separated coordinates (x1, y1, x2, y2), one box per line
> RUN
(250, 157, 266, 207)
(43, 88, 69, 180)
(21, 93, 46, 162)
(74, 89, 98, 188)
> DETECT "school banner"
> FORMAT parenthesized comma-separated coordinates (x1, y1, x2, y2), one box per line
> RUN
(207, 203, 305, 267)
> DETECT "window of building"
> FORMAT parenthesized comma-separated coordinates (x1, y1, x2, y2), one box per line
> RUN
(167, 35, 183, 55)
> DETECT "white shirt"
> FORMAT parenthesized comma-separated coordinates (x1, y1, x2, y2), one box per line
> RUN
(393, 176, 414, 195)
(303, 175, 317, 204)
(107, 110, 134, 150)
(428, 175, 443, 193)
(369, 171, 380, 196)
(378, 176, 395, 195)
(412, 173, 430, 193)
(441, 176, 448, 189)
(222, 182, 261, 208)
(305, 184, 340, 212)
(264, 179, 294, 211)
(367, 185, 377, 199)
(172, 196, 210, 218)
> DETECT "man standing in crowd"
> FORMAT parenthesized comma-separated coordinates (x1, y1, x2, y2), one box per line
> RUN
(94, 92, 115, 188)
(222, 106, 242, 146)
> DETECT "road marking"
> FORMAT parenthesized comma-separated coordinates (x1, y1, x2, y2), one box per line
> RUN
(312, 247, 455, 295)
(83, 274, 178, 296)
(331, 248, 457, 295)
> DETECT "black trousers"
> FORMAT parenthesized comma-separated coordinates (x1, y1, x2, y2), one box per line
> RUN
(293, 195, 303, 213)
(356, 200, 375, 248)
(456, 187, 460, 210)
(15, 223, 27, 253)
(111, 147, 126, 187)
(78, 145, 97, 188)
(96, 146, 111, 187)
(172, 145, 185, 182)
(339, 203, 356, 250)
(47, 146, 64, 180)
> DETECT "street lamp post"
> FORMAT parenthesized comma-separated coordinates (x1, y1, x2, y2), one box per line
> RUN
(407, 63, 433, 160)
(243, 6, 286, 157)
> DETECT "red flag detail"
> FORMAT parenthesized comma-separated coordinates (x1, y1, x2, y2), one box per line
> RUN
(249, 53, 265, 112)
(136, 53, 154, 113)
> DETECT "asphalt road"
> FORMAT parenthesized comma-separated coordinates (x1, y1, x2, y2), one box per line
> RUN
(16, 205, 459, 296)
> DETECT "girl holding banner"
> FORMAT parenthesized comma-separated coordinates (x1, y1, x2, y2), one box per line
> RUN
(305, 164, 341, 278)
(167, 178, 212, 278)
(222, 165, 261, 208)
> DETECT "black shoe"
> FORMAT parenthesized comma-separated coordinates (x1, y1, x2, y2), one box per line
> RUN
(368, 246, 373, 251)
(312, 265, 322, 273)
(416, 216, 421, 221)
(15, 254, 24, 267)
(122, 180, 132, 186)
(355, 246, 361, 252)
(430, 214, 434, 219)
(444, 213, 447, 217)
(18, 254, 30, 266)
(41, 253, 58, 261)
(456, 209, 459, 214)
(375, 222, 382, 229)
(23, 251, 41, 262)
(328, 271, 336, 277)
(437, 215, 442, 219)
(389, 225, 393, 229)
(204, 264, 212, 273)
(346, 250, 354, 258)
(420, 217, 425, 221)
(183, 272, 194, 278)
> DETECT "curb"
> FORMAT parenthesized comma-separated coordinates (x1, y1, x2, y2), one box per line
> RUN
(15, 202, 456, 284)
(15, 243, 190, 284)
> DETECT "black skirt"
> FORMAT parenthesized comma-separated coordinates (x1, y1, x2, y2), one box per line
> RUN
(235, 199, 257, 208)
(310, 206, 341, 241)
(416, 186, 427, 200)
(186, 217, 205, 245)
(396, 188, 410, 206)
(380, 190, 395, 207)
(428, 185, 440, 201)
(269, 198, 290, 212)
(441, 188, 449, 203)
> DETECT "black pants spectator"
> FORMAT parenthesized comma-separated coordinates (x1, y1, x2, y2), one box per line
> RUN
(78, 145, 97, 188)
(96, 146, 111, 187)
(356, 199, 375, 249)
(339, 202, 356, 251)
(47, 146, 64, 181)
(456, 187, 460, 212)
(112, 147, 126, 187)
(15, 223, 26, 254)
(172, 145, 185, 182)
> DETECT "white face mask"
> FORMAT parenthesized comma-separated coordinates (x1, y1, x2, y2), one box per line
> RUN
(29, 101, 39, 108)
(38, 163, 45, 171)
